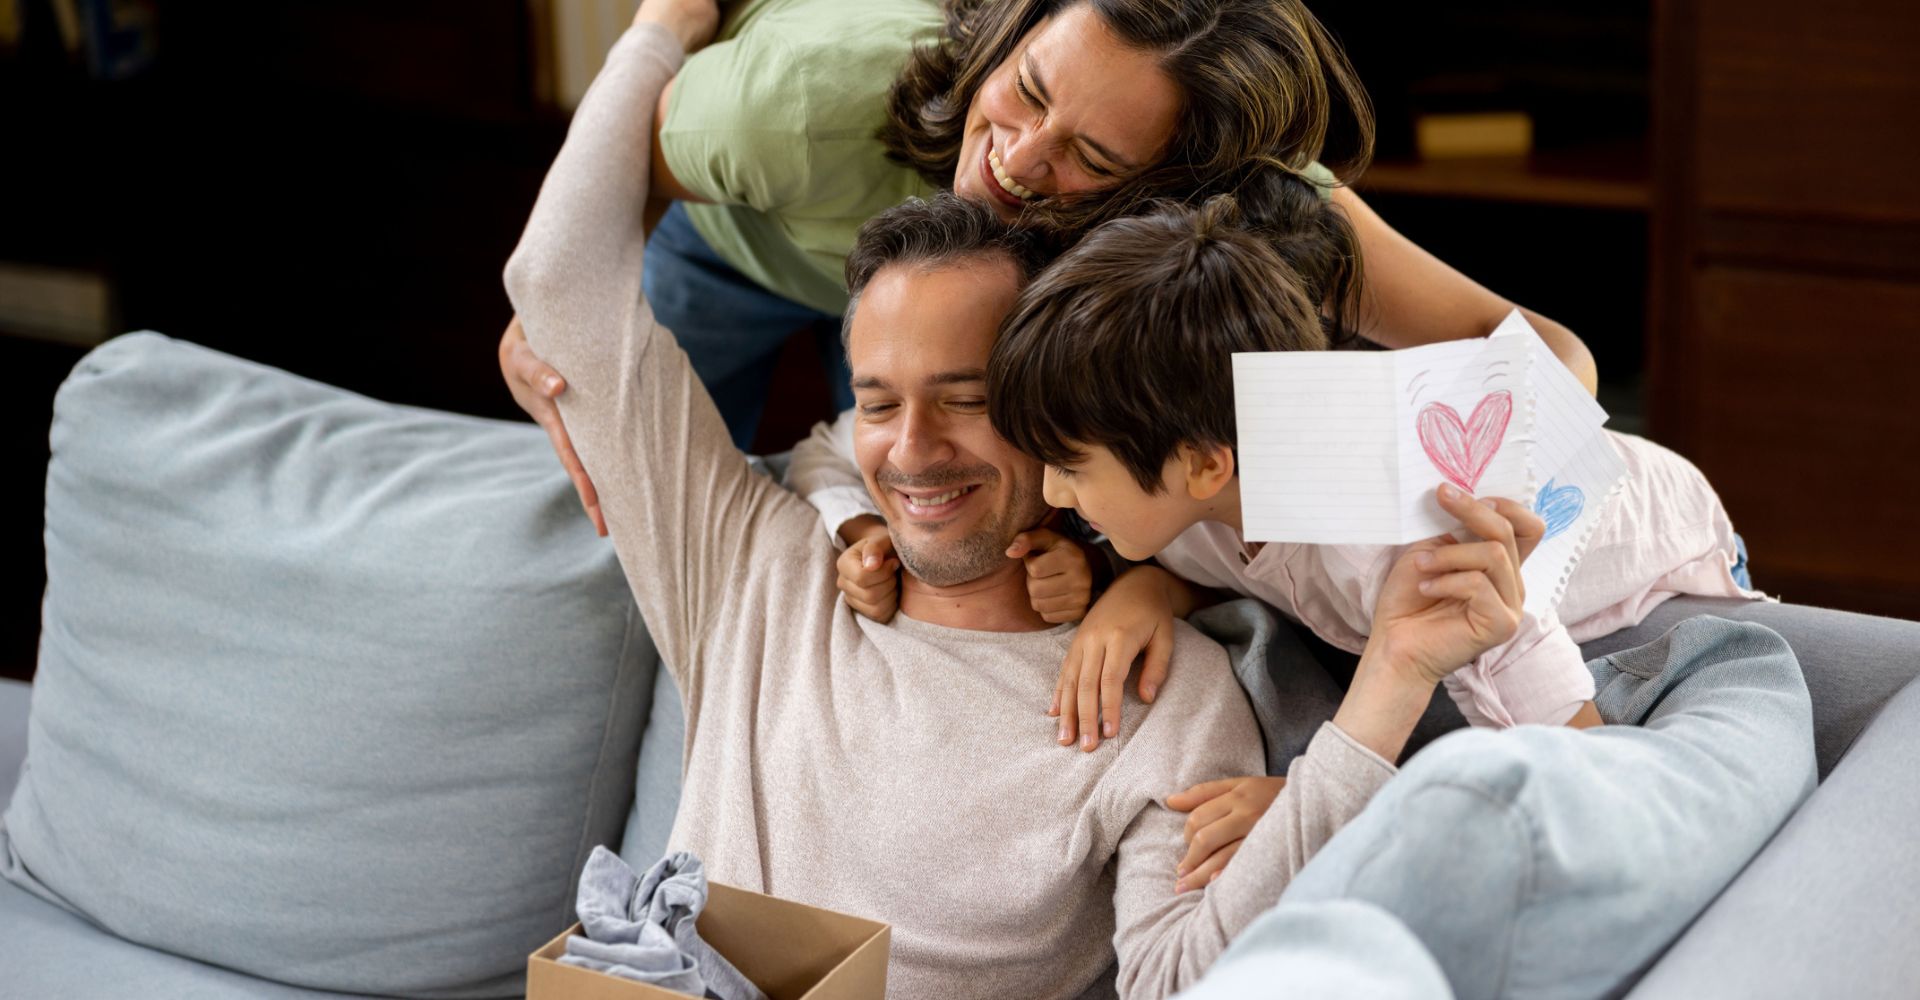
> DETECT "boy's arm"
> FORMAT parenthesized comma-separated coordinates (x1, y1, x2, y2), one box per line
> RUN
(1441, 612, 1596, 728)
(1155, 563, 1225, 619)
(1054, 562, 1234, 750)
(786, 407, 881, 543)
(502, 24, 810, 686)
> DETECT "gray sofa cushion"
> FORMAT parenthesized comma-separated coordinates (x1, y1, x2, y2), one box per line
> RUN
(1, 333, 656, 998)
(0, 679, 26, 811)
(0, 878, 371, 1000)
(620, 668, 685, 869)
(1625, 674, 1920, 999)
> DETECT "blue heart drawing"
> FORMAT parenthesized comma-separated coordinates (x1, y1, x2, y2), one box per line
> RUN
(1535, 479, 1585, 540)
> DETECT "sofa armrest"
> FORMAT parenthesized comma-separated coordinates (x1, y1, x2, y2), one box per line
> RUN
(0, 679, 29, 811)
(1626, 673, 1920, 997)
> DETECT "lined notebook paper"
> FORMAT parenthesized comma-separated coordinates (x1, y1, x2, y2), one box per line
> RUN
(1235, 310, 1626, 616)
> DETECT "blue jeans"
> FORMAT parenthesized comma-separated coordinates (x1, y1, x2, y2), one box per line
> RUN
(641, 202, 853, 450)
(1183, 615, 1816, 1000)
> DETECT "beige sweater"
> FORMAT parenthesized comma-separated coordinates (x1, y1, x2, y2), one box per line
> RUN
(503, 25, 1397, 999)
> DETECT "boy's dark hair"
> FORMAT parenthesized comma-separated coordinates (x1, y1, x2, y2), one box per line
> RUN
(989, 175, 1359, 492)
(843, 193, 1050, 347)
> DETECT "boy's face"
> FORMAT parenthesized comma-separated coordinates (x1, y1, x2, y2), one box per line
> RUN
(1043, 445, 1197, 562)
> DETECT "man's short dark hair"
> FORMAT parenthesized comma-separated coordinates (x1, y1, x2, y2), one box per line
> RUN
(842, 193, 1050, 348)
(988, 190, 1351, 493)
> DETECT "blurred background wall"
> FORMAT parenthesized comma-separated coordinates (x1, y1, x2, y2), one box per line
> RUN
(1, 0, 1915, 681)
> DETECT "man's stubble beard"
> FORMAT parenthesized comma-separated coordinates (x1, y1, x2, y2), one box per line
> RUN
(886, 468, 1048, 588)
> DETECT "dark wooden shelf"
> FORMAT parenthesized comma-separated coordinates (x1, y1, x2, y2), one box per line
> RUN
(1357, 140, 1650, 211)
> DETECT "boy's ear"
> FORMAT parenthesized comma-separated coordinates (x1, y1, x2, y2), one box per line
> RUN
(1180, 443, 1237, 502)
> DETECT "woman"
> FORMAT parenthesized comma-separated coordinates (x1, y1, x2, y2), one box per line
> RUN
(502, 0, 1597, 533)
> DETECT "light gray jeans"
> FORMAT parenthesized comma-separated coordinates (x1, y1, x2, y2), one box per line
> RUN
(1179, 615, 1817, 1000)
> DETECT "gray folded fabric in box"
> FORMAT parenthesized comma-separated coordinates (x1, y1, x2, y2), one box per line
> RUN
(562, 847, 767, 1000)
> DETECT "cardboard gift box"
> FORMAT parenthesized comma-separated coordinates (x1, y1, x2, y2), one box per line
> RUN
(527, 882, 890, 1000)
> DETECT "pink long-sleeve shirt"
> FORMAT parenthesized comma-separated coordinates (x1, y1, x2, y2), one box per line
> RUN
(791, 418, 1760, 727)
(1155, 431, 1763, 726)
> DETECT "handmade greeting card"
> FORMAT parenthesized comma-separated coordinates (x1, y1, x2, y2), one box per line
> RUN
(1233, 310, 1627, 616)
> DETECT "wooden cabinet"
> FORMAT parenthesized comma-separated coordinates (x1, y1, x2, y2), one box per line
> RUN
(1323, 0, 1920, 616)
(1651, 0, 1920, 615)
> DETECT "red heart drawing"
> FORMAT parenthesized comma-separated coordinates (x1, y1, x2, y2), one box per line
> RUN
(1417, 390, 1513, 492)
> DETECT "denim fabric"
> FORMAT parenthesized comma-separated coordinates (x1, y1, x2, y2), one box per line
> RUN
(1175, 900, 1452, 999)
(1266, 615, 1815, 1000)
(641, 202, 851, 450)
(1729, 532, 1752, 589)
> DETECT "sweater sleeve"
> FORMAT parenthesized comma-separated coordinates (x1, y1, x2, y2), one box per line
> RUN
(784, 407, 881, 544)
(1109, 724, 1397, 998)
(1099, 631, 1399, 998)
(501, 24, 815, 697)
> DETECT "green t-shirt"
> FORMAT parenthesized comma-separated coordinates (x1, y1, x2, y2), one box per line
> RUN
(661, 0, 1342, 316)
(662, 0, 943, 315)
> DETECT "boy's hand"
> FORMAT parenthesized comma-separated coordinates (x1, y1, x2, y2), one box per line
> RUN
(1168, 776, 1287, 893)
(1050, 566, 1176, 752)
(1370, 484, 1545, 687)
(836, 515, 900, 623)
(1007, 528, 1094, 625)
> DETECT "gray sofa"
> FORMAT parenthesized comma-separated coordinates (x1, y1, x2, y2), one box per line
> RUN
(2, 334, 1917, 999)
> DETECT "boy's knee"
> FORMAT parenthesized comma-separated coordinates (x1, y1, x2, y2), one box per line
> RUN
(1333, 777, 1535, 999)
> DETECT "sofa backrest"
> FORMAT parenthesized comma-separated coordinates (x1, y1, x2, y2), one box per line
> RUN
(1, 333, 658, 998)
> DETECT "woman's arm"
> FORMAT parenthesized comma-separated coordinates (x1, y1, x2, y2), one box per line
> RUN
(649, 78, 710, 205)
(1332, 186, 1599, 394)
(786, 408, 882, 539)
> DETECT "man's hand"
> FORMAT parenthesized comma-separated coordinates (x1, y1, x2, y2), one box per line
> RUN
(633, 0, 720, 54)
(1370, 484, 1545, 688)
(1007, 528, 1095, 625)
(1333, 484, 1545, 763)
(836, 515, 900, 622)
(1168, 776, 1286, 893)
(1049, 565, 1176, 752)
(499, 315, 605, 536)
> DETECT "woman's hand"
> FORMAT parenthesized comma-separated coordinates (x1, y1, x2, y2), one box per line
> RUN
(632, 0, 720, 54)
(1050, 565, 1178, 752)
(1168, 776, 1286, 893)
(1371, 484, 1545, 688)
(836, 515, 901, 623)
(499, 315, 605, 536)
(1007, 528, 1095, 625)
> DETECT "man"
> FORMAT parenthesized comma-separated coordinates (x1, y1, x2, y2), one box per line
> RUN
(502, 20, 1545, 1000)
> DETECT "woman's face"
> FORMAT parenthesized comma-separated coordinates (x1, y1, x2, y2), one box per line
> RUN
(952, 4, 1183, 219)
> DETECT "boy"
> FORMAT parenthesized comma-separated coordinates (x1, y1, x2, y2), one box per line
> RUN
(983, 193, 1755, 886)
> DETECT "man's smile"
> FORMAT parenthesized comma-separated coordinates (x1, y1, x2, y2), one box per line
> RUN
(898, 483, 982, 519)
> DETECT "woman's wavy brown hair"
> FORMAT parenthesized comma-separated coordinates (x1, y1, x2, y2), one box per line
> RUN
(879, 0, 1374, 236)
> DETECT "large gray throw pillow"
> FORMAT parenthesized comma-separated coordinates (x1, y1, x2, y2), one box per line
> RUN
(1, 333, 657, 998)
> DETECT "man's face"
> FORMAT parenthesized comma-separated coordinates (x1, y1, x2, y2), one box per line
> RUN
(846, 258, 1049, 587)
